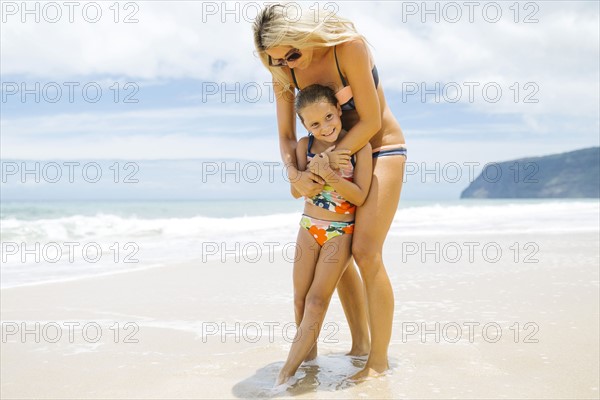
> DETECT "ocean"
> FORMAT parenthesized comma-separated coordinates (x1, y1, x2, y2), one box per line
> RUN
(1, 199, 598, 288)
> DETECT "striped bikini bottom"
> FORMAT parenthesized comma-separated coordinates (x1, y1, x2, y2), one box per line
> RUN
(372, 144, 407, 159)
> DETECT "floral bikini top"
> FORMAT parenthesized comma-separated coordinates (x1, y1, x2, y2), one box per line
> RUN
(305, 134, 357, 215)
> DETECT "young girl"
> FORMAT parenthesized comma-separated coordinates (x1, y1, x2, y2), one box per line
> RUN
(276, 84, 372, 386)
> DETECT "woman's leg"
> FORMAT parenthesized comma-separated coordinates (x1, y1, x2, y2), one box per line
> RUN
(336, 258, 370, 355)
(276, 234, 353, 385)
(350, 155, 406, 380)
(292, 228, 321, 361)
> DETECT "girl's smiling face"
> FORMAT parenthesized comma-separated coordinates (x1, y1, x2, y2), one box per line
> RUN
(299, 101, 343, 143)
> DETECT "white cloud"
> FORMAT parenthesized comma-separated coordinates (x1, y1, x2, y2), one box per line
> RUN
(2, 101, 595, 161)
(1, 1, 256, 80)
(342, 2, 599, 117)
(0, 103, 275, 136)
(2, 1, 597, 117)
(0, 103, 284, 159)
(1, 129, 282, 161)
(1, 1, 598, 161)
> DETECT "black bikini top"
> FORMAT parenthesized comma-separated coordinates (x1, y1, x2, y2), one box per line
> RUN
(291, 45, 380, 112)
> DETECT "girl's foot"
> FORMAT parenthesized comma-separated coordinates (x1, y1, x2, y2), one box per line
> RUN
(275, 369, 294, 387)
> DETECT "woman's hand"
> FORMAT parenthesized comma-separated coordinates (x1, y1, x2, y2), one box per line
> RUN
(324, 145, 351, 170)
(291, 170, 325, 198)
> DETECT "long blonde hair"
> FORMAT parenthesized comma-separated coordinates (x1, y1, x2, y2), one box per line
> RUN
(253, 3, 369, 95)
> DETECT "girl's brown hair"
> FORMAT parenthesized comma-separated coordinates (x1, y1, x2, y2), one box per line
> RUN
(295, 84, 338, 123)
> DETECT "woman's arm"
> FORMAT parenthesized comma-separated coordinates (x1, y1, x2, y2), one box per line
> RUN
(291, 137, 309, 198)
(273, 77, 325, 196)
(348, 143, 373, 205)
(332, 40, 382, 154)
(273, 78, 300, 175)
(310, 143, 372, 206)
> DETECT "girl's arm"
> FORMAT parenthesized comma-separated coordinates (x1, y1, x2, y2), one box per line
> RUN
(331, 40, 382, 154)
(315, 143, 372, 206)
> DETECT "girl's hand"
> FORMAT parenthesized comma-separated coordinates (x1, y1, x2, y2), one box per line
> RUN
(291, 170, 324, 198)
(324, 145, 351, 170)
(308, 153, 332, 178)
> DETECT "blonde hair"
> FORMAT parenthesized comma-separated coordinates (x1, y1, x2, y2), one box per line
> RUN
(253, 3, 369, 95)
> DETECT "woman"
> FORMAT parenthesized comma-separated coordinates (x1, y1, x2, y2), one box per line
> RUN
(253, 4, 407, 381)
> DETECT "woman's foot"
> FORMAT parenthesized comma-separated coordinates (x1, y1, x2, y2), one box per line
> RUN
(348, 362, 388, 382)
(304, 343, 318, 362)
(346, 340, 370, 357)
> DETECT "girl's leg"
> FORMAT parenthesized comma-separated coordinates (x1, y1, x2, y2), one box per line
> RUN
(336, 257, 370, 356)
(276, 234, 353, 385)
(292, 228, 321, 361)
(350, 155, 406, 380)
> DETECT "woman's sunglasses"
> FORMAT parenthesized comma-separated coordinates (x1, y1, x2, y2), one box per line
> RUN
(268, 49, 302, 67)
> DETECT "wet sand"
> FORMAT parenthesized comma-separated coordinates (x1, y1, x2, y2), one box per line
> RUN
(1, 232, 599, 399)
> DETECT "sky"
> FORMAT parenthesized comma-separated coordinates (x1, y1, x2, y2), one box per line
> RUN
(1, 0, 599, 199)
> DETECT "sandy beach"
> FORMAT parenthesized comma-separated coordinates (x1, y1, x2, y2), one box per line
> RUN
(2, 0, 598, 398)
(1, 231, 599, 399)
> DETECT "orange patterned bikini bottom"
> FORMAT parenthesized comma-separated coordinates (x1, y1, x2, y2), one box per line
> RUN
(300, 214, 355, 247)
